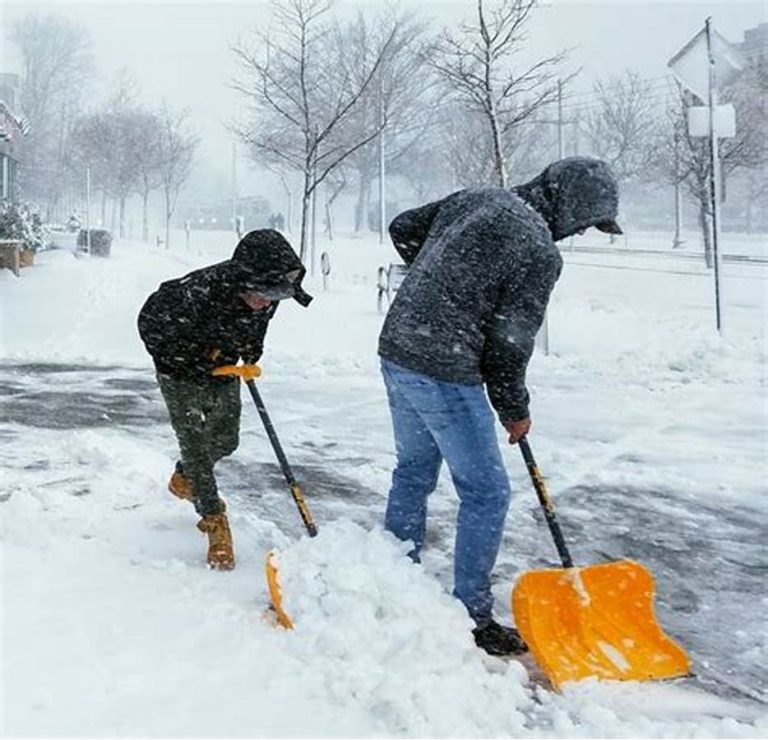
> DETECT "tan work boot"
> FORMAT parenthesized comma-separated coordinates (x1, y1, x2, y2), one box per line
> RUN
(168, 469, 195, 502)
(196, 513, 235, 570)
(168, 466, 226, 511)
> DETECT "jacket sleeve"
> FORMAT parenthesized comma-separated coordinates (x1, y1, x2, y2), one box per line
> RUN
(238, 303, 278, 364)
(388, 200, 442, 266)
(481, 246, 563, 423)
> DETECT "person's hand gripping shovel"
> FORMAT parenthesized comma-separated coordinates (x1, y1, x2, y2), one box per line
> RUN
(212, 364, 317, 630)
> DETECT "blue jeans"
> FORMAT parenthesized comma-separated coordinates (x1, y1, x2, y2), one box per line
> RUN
(381, 359, 511, 626)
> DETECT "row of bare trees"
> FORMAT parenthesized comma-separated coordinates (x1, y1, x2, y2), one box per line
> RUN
(232, 0, 768, 263)
(9, 3, 766, 258)
(9, 14, 198, 247)
(231, 0, 576, 261)
(66, 85, 197, 246)
(10, 15, 93, 220)
(576, 62, 768, 263)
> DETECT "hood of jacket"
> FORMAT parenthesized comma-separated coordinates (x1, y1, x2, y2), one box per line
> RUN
(513, 157, 621, 242)
(230, 229, 313, 307)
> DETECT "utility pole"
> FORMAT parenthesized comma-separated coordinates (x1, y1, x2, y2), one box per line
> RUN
(311, 126, 319, 276)
(705, 17, 724, 334)
(668, 18, 740, 335)
(557, 79, 565, 159)
(540, 80, 568, 359)
(378, 80, 387, 244)
(231, 142, 238, 234)
(572, 113, 580, 156)
(85, 166, 92, 255)
(673, 131, 685, 248)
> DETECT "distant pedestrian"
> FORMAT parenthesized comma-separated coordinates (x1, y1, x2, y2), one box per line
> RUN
(66, 211, 81, 233)
(378, 157, 622, 656)
(137, 230, 313, 570)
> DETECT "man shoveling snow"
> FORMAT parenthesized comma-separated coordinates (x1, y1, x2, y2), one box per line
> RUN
(378, 157, 623, 656)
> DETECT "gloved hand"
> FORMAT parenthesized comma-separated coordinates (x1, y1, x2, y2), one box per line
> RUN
(211, 364, 262, 382)
(503, 417, 531, 444)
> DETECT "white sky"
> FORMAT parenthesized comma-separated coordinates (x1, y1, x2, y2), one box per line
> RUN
(1, 0, 765, 198)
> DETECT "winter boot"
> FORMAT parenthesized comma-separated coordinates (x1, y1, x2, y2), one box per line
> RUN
(472, 620, 528, 657)
(168, 461, 195, 502)
(168, 462, 226, 510)
(196, 513, 235, 570)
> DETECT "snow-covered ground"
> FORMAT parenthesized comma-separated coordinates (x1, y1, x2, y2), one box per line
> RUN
(1, 228, 766, 737)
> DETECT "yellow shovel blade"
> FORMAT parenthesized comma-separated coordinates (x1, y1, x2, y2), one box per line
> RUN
(512, 559, 690, 690)
(265, 550, 294, 630)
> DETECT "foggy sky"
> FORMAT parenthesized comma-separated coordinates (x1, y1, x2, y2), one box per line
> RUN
(2, 0, 765, 200)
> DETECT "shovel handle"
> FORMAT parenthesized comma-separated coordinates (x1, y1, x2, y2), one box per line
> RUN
(518, 437, 574, 568)
(245, 379, 318, 538)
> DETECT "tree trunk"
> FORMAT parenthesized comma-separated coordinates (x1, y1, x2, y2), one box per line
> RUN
(141, 188, 149, 242)
(279, 175, 293, 234)
(101, 190, 107, 227)
(489, 112, 507, 188)
(119, 197, 127, 239)
(698, 201, 713, 269)
(324, 190, 334, 241)
(355, 177, 371, 232)
(165, 190, 172, 249)
(299, 182, 312, 265)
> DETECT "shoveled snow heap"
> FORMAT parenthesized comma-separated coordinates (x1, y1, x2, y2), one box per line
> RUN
(268, 521, 764, 737)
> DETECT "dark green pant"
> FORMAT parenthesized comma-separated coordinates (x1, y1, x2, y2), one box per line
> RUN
(157, 373, 241, 516)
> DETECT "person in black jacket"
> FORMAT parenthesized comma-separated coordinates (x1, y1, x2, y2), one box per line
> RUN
(138, 230, 312, 570)
(378, 157, 622, 655)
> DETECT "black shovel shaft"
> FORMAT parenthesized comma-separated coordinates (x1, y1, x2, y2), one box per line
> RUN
(518, 437, 573, 568)
(245, 380, 317, 537)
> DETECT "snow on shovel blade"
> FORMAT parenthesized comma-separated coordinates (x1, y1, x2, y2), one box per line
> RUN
(265, 550, 294, 630)
(512, 559, 691, 690)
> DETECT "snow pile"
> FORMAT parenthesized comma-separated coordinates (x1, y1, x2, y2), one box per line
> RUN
(274, 521, 533, 736)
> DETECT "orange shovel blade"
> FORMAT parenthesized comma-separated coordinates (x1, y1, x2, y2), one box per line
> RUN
(265, 550, 294, 630)
(512, 559, 690, 690)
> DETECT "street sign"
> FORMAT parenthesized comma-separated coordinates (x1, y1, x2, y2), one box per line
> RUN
(687, 104, 736, 138)
(668, 25, 743, 100)
(667, 19, 742, 336)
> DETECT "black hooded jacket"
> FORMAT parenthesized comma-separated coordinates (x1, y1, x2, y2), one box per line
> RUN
(138, 230, 310, 381)
(378, 157, 620, 422)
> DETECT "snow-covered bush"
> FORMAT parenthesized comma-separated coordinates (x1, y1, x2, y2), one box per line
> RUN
(0, 201, 50, 251)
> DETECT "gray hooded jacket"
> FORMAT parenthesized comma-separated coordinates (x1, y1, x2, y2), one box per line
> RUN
(378, 157, 620, 422)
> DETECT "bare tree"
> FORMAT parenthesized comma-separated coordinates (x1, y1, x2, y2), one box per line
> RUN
(157, 106, 197, 248)
(338, 10, 434, 231)
(724, 55, 768, 233)
(322, 166, 347, 239)
(655, 69, 767, 265)
(426, 0, 572, 187)
(583, 70, 658, 183)
(132, 111, 164, 242)
(231, 0, 399, 263)
(437, 103, 496, 188)
(11, 14, 93, 217)
(66, 111, 114, 225)
(102, 82, 146, 239)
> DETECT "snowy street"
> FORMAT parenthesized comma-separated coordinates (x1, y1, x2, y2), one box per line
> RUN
(1, 232, 766, 736)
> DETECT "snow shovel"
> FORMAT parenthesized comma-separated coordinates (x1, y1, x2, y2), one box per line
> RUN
(211, 364, 317, 537)
(511, 437, 691, 690)
(212, 364, 317, 630)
